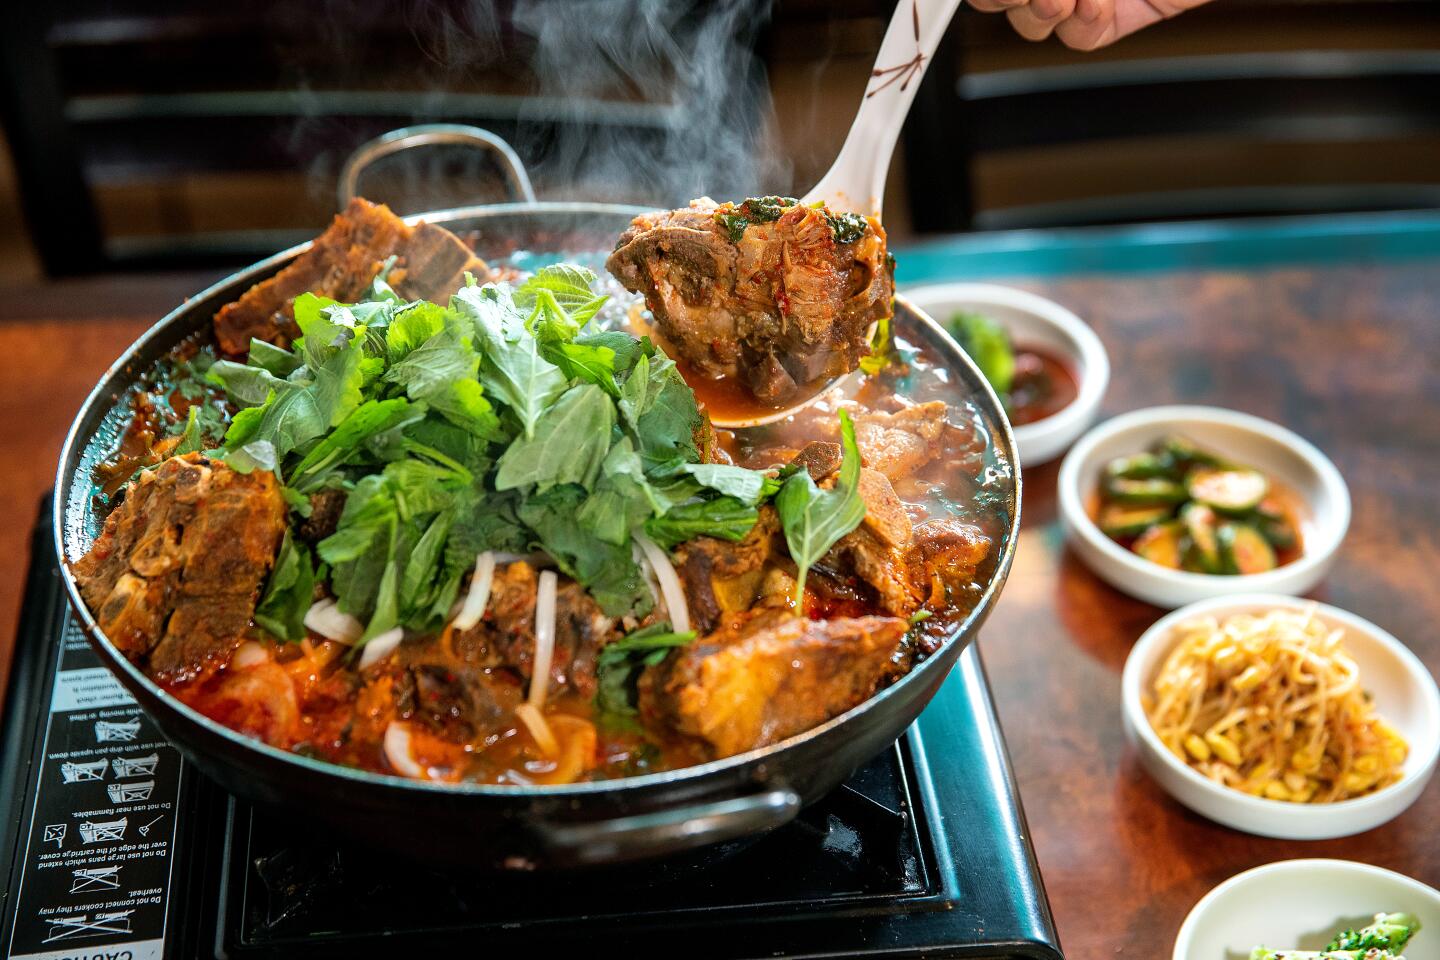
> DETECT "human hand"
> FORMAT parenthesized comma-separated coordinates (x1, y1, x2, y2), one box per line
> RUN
(965, 0, 1215, 51)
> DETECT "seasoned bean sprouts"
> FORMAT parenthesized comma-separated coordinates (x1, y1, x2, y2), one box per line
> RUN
(1146, 606, 1407, 802)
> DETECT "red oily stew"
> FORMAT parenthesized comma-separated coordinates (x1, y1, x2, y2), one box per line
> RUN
(72, 198, 1012, 787)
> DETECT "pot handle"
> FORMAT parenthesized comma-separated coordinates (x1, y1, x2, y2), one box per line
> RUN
(337, 123, 537, 212)
(536, 789, 802, 865)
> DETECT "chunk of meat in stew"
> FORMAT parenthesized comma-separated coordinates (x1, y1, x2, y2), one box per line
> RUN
(674, 506, 786, 634)
(452, 561, 619, 699)
(639, 609, 908, 759)
(850, 401, 949, 480)
(213, 198, 491, 356)
(817, 468, 925, 618)
(606, 198, 894, 404)
(72, 454, 287, 684)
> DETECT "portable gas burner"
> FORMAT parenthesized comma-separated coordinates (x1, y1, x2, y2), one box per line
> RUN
(2, 502, 1062, 959)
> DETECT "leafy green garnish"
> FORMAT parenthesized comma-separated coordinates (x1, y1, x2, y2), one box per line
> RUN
(495, 383, 615, 491)
(644, 496, 758, 550)
(520, 484, 654, 616)
(826, 212, 869, 244)
(454, 283, 568, 440)
(255, 532, 316, 642)
(219, 264, 780, 638)
(716, 198, 808, 242)
(670, 462, 781, 506)
(775, 408, 866, 604)
(289, 398, 418, 492)
(247, 339, 302, 378)
(1326, 913, 1420, 954)
(948, 311, 1015, 398)
(715, 211, 749, 243)
(173, 407, 207, 455)
(739, 196, 797, 222)
(514, 263, 608, 325)
(595, 622, 696, 723)
(859, 311, 892, 376)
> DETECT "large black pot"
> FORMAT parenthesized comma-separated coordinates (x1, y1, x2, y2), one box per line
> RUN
(53, 137, 1019, 870)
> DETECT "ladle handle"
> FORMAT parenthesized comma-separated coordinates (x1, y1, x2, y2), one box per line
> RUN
(802, 0, 963, 216)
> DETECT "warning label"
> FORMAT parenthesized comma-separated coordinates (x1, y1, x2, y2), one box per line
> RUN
(6, 620, 184, 960)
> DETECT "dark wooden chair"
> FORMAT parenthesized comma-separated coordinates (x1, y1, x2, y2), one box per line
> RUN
(903, 0, 1440, 231)
(0, 0, 743, 275)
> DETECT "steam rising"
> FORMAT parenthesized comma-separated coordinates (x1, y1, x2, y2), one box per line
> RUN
(511, 0, 790, 205)
(282, 0, 790, 210)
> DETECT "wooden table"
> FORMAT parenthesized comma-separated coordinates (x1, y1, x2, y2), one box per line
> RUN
(898, 214, 1440, 957)
(2, 213, 1438, 957)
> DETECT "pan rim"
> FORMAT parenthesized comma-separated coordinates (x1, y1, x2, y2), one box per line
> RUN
(52, 205, 1021, 799)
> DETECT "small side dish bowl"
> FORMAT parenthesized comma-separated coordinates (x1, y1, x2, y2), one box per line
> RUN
(1059, 405, 1349, 608)
(1174, 859, 1440, 960)
(1123, 594, 1440, 839)
(903, 282, 1109, 466)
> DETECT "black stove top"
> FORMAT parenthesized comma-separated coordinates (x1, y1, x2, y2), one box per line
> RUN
(2, 505, 1061, 959)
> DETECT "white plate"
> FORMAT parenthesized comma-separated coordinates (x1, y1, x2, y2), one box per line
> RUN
(1124, 594, 1440, 839)
(1175, 859, 1440, 960)
(902, 282, 1109, 466)
(1058, 405, 1349, 608)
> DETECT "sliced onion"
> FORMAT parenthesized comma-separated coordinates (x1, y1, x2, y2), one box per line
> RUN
(383, 722, 426, 779)
(450, 552, 496, 631)
(514, 702, 559, 758)
(359, 627, 404, 670)
(304, 598, 363, 644)
(529, 570, 558, 708)
(632, 532, 690, 633)
(231, 641, 269, 669)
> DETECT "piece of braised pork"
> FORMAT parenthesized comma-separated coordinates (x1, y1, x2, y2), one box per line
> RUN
(449, 561, 619, 700)
(213, 197, 491, 356)
(606, 197, 894, 404)
(71, 454, 288, 683)
(638, 608, 908, 759)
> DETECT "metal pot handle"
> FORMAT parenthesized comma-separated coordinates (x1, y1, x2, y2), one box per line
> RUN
(337, 123, 537, 212)
(536, 789, 801, 865)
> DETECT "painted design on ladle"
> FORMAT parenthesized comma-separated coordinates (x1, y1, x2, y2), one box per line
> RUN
(867, 1, 925, 97)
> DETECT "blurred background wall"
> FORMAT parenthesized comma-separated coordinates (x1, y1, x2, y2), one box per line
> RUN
(2, 0, 1438, 282)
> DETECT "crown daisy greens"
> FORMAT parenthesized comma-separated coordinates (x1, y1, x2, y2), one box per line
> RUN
(199, 264, 865, 648)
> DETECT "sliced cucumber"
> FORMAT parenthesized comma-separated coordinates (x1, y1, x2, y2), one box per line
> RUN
(1133, 521, 1184, 569)
(1252, 496, 1299, 550)
(1105, 477, 1189, 506)
(1218, 522, 1278, 575)
(1156, 435, 1222, 471)
(1098, 503, 1175, 538)
(1105, 453, 1175, 481)
(1186, 467, 1268, 514)
(1256, 515, 1298, 551)
(1180, 502, 1222, 573)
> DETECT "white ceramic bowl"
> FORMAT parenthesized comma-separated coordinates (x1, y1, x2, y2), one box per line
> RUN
(1058, 405, 1349, 608)
(902, 282, 1109, 466)
(1175, 859, 1440, 960)
(1123, 594, 1440, 839)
